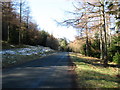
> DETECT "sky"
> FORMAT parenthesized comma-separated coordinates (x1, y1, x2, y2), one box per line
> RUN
(27, 0, 78, 41)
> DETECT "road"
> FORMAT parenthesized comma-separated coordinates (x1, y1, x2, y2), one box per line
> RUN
(2, 52, 75, 88)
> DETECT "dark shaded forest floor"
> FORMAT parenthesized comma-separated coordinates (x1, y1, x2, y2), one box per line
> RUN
(2, 41, 29, 50)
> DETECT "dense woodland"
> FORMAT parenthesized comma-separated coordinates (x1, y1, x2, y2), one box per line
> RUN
(62, 0, 120, 66)
(1, 0, 120, 66)
(1, 0, 59, 50)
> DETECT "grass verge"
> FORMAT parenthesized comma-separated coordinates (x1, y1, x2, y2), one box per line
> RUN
(2, 51, 55, 68)
(2, 41, 56, 68)
(69, 53, 120, 88)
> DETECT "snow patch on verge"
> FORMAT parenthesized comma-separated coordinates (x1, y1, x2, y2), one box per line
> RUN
(1, 45, 55, 68)
(0, 46, 53, 55)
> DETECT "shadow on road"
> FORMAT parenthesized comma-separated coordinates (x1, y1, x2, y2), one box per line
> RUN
(2, 52, 78, 89)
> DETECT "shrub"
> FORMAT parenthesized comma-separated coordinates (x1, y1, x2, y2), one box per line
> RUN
(113, 52, 120, 64)
(108, 35, 120, 62)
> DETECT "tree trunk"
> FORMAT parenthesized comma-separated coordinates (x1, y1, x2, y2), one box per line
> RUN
(85, 3, 89, 56)
(102, 1, 108, 66)
(7, 2, 10, 42)
(7, 25, 10, 42)
(99, 6, 104, 60)
(100, 27, 104, 60)
(86, 30, 89, 56)
(19, 0, 22, 44)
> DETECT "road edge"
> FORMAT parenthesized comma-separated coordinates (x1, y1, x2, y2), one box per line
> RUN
(68, 53, 78, 89)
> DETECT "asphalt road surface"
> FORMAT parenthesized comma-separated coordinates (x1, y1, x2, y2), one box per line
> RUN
(2, 52, 75, 89)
